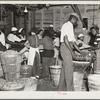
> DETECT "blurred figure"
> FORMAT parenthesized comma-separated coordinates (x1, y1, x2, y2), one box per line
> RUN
(77, 33, 91, 49)
(89, 25, 99, 47)
(37, 29, 43, 39)
(37, 29, 44, 52)
(18, 28, 26, 41)
(26, 27, 40, 78)
(39, 29, 54, 78)
(53, 31, 60, 59)
(7, 27, 21, 42)
(48, 24, 55, 40)
(7, 27, 24, 51)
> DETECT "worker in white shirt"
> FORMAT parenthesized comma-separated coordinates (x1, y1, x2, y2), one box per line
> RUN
(7, 27, 22, 42)
(58, 13, 82, 91)
(7, 27, 24, 51)
(0, 21, 7, 51)
(53, 31, 60, 58)
(77, 33, 91, 50)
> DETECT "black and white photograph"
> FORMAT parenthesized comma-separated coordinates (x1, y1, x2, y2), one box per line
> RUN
(0, 0, 100, 99)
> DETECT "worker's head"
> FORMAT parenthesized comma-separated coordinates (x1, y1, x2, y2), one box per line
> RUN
(69, 13, 79, 26)
(42, 29, 52, 39)
(78, 33, 84, 41)
(0, 21, 7, 31)
(30, 27, 39, 35)
(11, 27, 18, 34)
(90, 25, 99, 36)
(38, 29, 44, 36)
(49, 24, 54, 30)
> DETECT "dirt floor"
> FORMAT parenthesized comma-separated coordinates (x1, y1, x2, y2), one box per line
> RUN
(37, 77, 87, 91)
(37, 77, 58, 91)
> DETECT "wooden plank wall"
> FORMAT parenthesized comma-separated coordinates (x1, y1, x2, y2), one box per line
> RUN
(35, 4, 100, 44)
(4, 4, 100, 45)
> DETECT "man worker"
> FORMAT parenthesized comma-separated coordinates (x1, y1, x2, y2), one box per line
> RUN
(39, 29, 54, 78)
(58, 13, 82, 91)
(7, 27, 24, 51)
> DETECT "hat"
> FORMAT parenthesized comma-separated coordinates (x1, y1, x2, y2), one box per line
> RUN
(0, 21, 7, 25)
(78, 33, 84, 38)
(70, 13, 79, 19)
(11, 27, 18, 32)
(19, 28, 23, 33)
(50, 24, 54, 27)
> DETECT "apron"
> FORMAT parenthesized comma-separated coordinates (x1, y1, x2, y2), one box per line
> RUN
(27, 34, 40, 66)
(28, 47, 39, 65)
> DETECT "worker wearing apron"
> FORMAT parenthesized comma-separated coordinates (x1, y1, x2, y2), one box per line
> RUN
(58, 13, 82, 91)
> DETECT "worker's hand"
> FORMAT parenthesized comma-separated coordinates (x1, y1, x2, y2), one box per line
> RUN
(78, 43, 83, 47)
(71, 52, 77, 60)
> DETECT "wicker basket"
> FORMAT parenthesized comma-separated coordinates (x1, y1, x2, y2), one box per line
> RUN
(0, 50, 22, 82)
(49, 65, 62, 86)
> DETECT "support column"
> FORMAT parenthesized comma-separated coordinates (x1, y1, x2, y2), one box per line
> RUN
(32, 9, 36, 28)
(24, 12, 28, 37)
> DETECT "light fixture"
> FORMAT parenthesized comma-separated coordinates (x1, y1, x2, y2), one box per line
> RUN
(24, 7, 28, 13)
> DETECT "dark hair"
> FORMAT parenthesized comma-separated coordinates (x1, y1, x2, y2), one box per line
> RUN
(31, 27, 39, 34)
(90, 25, 99, 31)
(42, 29, 52, 39)
(37, 29, 43, 34)
(54, 32, 60, 38)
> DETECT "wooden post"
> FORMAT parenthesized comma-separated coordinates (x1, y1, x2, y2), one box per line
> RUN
(24, 12, 28, 37)
(32, 9, 36, 28)
(13, 11, 16, 27)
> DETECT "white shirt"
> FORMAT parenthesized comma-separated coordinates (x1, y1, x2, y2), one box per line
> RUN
(0, 30, 6, 46)
(7, 34, 22, 42)
(38, 34, 44, 50)
(53, 37, 60, 47)
(77, 39, 90, 50)
(60, 21, 76, 42)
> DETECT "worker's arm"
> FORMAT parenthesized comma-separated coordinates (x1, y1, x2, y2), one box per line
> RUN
(64, 35, 76, 59)
(5, 37, 19, 45)
(73, 42, 82, 54)
(39, 39, 43, 45)
(0, 42, 6, 51)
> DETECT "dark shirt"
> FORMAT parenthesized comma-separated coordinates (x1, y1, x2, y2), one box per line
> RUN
(89, 33, 97, 47)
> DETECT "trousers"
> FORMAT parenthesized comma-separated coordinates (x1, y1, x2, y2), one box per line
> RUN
(58, 43, 74, 91)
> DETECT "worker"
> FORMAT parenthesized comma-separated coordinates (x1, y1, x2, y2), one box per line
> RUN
(26, 27, 40, 78)
(0, 21, 7, 51)
(77, 33, 91, 50)
(53, 31, 60, 60)
(37, 29, 44, 52)
(39, 29, 54, 78)
(48, 24, 55, 40)
(89, 25, 99, 47)
(7, 27, 24, 51)
(18, 28, 26, 41)
(58, 13, 82, 91)
(7, 27, 22, 42)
